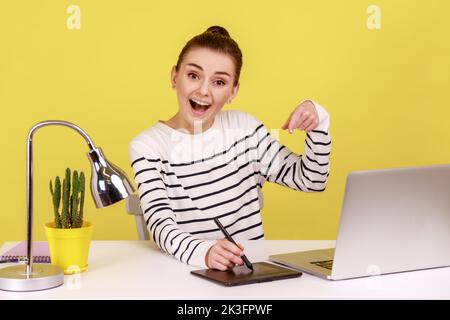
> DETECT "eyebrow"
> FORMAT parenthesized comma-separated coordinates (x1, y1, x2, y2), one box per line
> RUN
(186, 63, 231, 78)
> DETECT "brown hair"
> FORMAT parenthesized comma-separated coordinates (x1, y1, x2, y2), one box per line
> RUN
(175, 26, 243, 86)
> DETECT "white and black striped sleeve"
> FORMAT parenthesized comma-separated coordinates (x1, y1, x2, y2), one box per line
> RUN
(128, 140, 215, 268)
(252, 100, 331, 192)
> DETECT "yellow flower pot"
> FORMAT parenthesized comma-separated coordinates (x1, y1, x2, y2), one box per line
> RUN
(44, 221, 93, 275)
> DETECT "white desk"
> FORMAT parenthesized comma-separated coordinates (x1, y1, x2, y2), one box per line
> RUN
(0, 240, 449, 299)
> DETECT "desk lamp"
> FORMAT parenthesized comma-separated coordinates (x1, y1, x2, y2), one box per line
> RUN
(0, 120, 135, 291)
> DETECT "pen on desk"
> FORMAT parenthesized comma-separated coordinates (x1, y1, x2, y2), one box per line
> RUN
(213, 218, 254, 271)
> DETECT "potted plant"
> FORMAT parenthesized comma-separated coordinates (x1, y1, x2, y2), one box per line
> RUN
(44, 168, 93, 274)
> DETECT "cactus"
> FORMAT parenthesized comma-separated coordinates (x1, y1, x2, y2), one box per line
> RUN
(61, 168, 71, 228)
(79, 172, 85, 226)
(49, 168, 86, 229)
(71, 170, 79, 228)
(49, 177, 62, 228)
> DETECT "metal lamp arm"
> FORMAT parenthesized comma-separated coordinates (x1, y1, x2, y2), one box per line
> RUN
(26, 120, 96, 277)
(28, 120, 96, 150)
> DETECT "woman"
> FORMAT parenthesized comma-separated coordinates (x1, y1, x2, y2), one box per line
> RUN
(129, 26, 331, 270)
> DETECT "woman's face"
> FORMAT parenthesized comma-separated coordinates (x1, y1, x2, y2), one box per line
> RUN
(171, 47, 239, 133)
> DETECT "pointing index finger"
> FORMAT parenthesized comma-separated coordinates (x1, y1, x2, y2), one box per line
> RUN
(288, 108, 303, 133)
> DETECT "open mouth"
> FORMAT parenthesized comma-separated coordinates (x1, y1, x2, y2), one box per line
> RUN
(189, 98, 211, 116)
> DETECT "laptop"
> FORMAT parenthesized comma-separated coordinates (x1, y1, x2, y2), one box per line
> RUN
(269, 164, 450, 280)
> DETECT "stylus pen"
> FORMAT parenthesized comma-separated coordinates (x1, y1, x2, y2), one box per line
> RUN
(214, 218, 254, 271)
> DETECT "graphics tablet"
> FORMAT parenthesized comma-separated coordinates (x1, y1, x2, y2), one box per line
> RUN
(190, 262, 302, 286)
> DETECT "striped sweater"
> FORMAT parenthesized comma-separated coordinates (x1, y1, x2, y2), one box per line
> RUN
(128, 100, 331, 268)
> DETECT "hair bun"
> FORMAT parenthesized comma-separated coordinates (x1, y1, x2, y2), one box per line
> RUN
(205, 26, 230, 38)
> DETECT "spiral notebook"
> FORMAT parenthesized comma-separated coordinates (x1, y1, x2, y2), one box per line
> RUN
(0, 241, 50, 263)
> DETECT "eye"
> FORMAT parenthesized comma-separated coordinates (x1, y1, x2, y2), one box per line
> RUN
(187, 72, 198, 80)
(214, 80, 226, 86)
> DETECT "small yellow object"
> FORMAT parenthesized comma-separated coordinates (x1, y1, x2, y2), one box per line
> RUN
(44, 221, 93, 275)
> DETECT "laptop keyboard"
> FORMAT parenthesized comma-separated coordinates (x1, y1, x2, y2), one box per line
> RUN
(310, 259, 333, 270)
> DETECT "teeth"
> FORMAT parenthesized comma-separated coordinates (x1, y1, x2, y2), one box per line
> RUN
(191, 98, 211, 106)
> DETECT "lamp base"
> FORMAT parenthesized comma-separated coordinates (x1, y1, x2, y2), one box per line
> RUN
(0, 264, 64, 292)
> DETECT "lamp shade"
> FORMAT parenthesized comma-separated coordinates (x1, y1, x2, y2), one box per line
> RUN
(87, 148, 135, 208)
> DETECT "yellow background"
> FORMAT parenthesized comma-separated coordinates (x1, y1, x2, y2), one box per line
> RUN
(1, 0, 449, 245)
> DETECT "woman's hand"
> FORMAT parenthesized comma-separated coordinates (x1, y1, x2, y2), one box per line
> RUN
(281, 100, 319, 133)
(205, 239, 245, 271)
